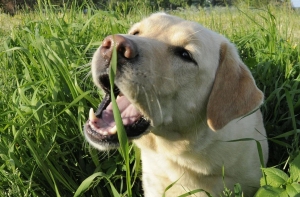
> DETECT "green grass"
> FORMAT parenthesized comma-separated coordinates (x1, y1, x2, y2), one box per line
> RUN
(0, 1, 299, 196)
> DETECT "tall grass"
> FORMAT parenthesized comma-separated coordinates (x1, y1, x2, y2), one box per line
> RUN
(0, 1, 299, 196)
(0, 2, 143, 196)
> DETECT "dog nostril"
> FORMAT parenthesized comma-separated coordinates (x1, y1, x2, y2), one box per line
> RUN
(100, 35, 137, 60)
(118, 42, 137, 59)
(100, 37, 114, 59)
(102, 39, 112, 49)
(124, 49, 134, 59)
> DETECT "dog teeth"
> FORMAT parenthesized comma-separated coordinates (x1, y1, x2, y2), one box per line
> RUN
(89, 108, 98, 122)
(109, 125, 117, 134)
(89, 108, 118, 136)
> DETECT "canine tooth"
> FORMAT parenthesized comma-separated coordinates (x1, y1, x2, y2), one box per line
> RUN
(89, 108, 97, 122)
(109, 126, 117, 134)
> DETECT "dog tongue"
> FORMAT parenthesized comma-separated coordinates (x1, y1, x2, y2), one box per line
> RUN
(104, 95, 141, 125)
(89, 95, 142, 135)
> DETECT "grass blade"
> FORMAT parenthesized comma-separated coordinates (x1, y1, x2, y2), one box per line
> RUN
(74, 172, 120, 197)
(108, 21, 132, 196)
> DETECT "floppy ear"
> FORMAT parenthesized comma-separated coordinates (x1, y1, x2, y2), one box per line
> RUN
(207, 42, 264, 131)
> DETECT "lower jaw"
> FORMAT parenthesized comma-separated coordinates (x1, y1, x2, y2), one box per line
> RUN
(85, 137, 120, 150)
(85, 136, 119, 151)
(84, 124, 118, 146)
(83, 123, 150, 150)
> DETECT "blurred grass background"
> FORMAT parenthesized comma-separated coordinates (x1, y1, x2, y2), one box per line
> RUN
(0, 0, 299, 196)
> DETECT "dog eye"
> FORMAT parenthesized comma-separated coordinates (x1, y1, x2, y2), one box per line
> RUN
(132, 31, 139, 35)
(175, 48, 196, 64)
(181, 50, 191, 60)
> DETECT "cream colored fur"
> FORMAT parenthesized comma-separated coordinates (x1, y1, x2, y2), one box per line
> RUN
(92, 13, 268, 197)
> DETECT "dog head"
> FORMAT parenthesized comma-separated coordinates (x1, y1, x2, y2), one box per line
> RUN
(84, 13, 263, 150)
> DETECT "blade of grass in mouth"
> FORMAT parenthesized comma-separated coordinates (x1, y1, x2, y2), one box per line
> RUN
(108, 33, 132, 196)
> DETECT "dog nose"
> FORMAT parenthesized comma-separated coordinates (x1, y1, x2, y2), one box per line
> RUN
(100, 35, 138, 60)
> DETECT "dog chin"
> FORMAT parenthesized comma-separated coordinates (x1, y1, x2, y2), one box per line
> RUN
(85, 136, 119, 151)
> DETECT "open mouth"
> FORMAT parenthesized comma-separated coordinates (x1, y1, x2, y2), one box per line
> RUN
(84, 71, 150, 146)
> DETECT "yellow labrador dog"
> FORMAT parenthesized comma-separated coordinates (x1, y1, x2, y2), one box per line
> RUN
(84, 13, 268, 197)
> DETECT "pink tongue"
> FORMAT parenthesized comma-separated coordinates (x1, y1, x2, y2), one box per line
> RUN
(101, 95, 142, 128)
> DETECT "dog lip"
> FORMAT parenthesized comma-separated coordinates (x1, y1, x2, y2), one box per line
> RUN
(124, 117, 150, 138)
(84, 123, 119, 144)
(84, 116, 150, 146)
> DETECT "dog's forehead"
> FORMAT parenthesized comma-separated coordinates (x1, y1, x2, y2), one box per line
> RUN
(129, 13, 204, 46)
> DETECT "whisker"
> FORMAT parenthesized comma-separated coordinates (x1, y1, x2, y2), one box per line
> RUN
(135, 85, 140, 101)
(76, 62, 92, 86)
(151, 84, 163, 122)
(138, 70, 173, 81)
(187, 29, 203, 40)
(82, 70, 92, 84)
(151, 74, 173, 81)
(142, 86, 153, 118)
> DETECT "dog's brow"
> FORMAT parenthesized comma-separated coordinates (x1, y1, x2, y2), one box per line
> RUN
(186, 29, 203, 41)
(171, 34, 190, 47)
(171, 29, 203, 47)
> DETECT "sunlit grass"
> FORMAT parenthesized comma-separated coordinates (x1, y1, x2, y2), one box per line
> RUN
(0, 1, 299, 196)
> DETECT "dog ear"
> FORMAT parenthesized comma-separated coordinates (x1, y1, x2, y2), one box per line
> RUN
(207, 42, 264, 131)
